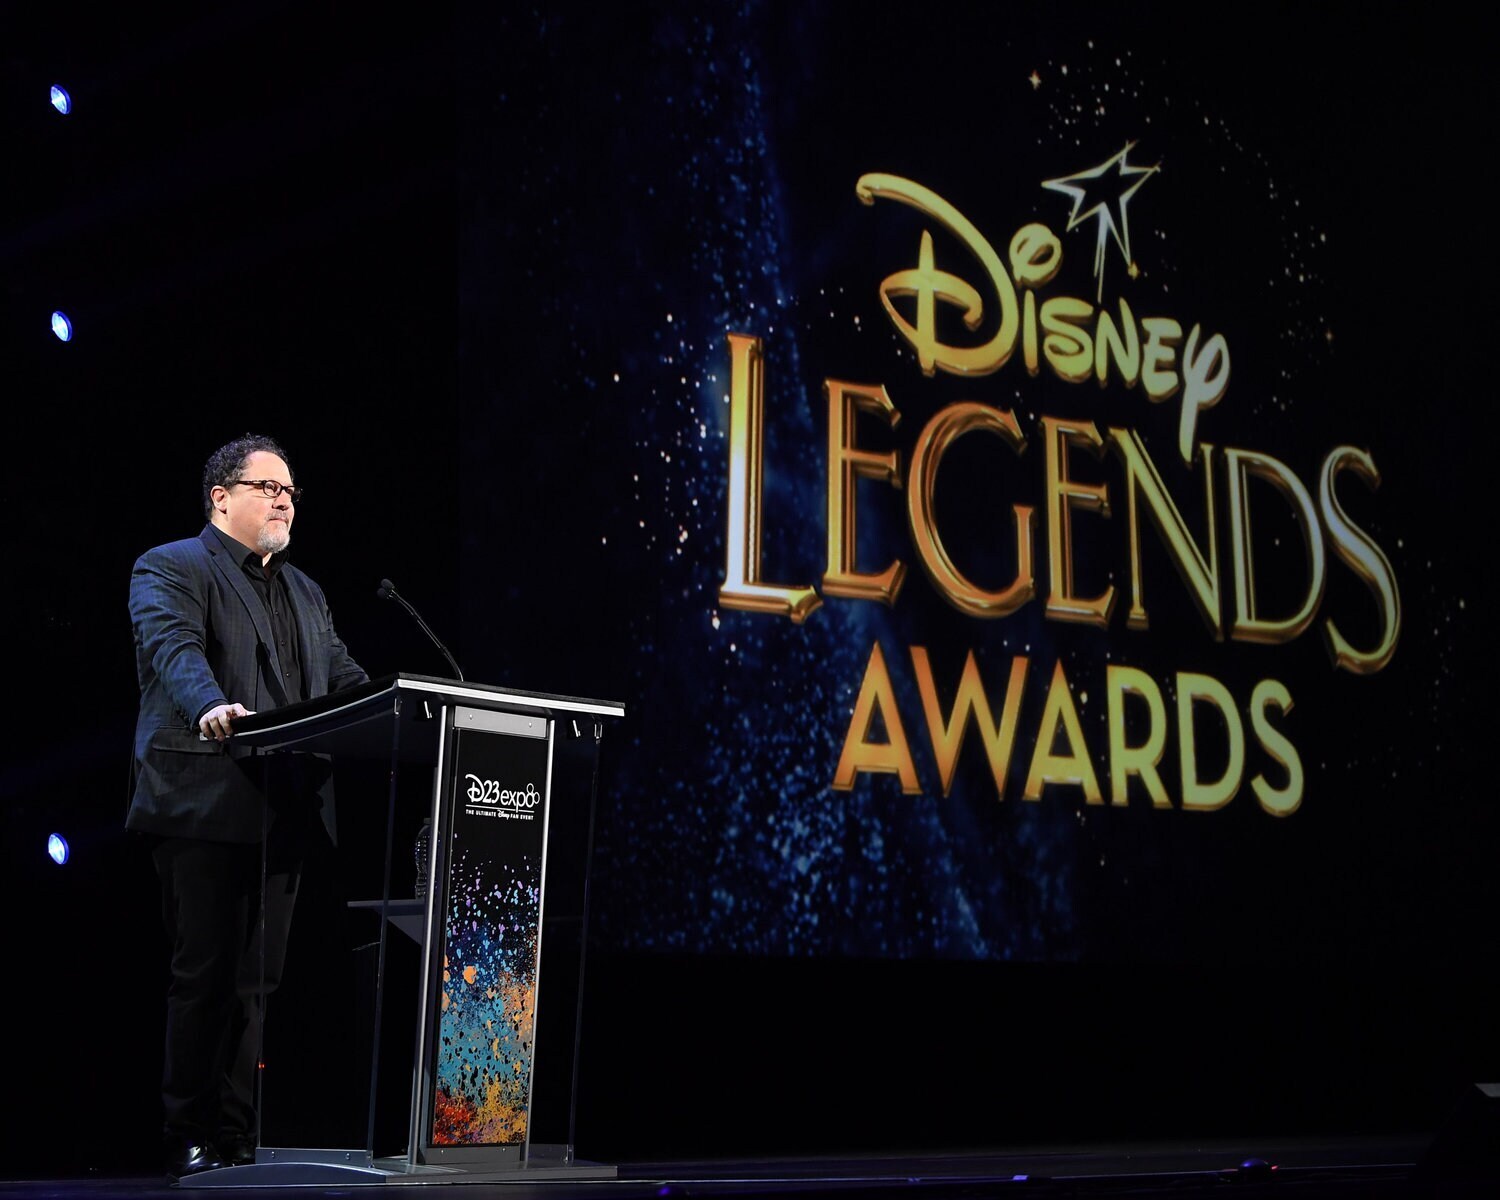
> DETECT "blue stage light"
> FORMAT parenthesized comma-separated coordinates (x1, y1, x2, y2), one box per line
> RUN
(51, 311, 73, 341)
(48, 833, 70, 865)
(50, 85, 72, 115)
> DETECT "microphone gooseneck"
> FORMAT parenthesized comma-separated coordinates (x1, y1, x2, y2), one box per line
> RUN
(376, 579, 465, 682)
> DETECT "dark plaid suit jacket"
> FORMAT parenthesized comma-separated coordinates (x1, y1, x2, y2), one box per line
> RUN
(127, 525, 367, 844)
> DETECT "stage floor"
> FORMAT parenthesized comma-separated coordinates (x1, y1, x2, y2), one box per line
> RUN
(0, 1135, 1493, 1200)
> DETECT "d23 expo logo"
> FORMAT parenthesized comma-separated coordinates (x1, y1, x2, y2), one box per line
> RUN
(717, 148, 1400, 818)
(465, 774, 542, 821)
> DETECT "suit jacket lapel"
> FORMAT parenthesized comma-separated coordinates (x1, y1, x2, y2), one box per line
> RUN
(285, 570, 327, 699)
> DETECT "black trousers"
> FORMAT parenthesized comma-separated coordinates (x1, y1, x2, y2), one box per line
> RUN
(151, 822, 312, 1145)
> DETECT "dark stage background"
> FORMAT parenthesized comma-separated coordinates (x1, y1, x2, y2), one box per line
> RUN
(2, 0, 1494, 1173)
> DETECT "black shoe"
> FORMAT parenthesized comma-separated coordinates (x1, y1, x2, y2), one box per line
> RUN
(165, 1139, 227, 1181)
(219, 1133, 257, 1166)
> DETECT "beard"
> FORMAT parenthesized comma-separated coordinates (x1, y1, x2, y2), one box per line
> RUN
(257, 520, 291, 555)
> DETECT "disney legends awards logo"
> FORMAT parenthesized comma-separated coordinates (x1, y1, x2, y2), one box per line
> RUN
(716, 146, 1402, 818)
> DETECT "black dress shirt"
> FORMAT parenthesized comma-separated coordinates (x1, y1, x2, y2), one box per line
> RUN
(206, 524, 305, 704)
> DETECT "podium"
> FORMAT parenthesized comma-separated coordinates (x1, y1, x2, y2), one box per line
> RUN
(180, 673, 625, 1187)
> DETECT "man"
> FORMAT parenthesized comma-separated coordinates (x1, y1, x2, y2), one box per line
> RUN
(127, 434, 368, 1180)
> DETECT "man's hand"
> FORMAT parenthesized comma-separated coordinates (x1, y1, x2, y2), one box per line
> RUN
(199, 702, 254, 742)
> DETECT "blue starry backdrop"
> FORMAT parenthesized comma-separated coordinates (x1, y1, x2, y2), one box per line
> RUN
(455, 2, 1488, 968)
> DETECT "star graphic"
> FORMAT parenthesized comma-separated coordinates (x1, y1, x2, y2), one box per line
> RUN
(1041, 142, 1160, 302)
(1028, 70, 1041, 90)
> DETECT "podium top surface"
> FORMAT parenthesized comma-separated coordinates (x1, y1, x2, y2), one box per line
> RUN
(231, 673, 626, 760)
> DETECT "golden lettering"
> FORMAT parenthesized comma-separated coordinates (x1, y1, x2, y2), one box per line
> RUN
(1226, 447, 1326, 645)
(1176, 672, 1244, 811)
(1022, 291, 1040, 376)
(1008, 222, 1063, 288)
(1179, 324, 1231, 461)
(823, 379, 907, 605)
(1095, 298, 1141, 388)
(1040, 295, 1094, 383)
(1106, 664, 1171, 808)
(1140, 317, 1182, 402)
(832, 641, 921, 793)
(911, 647, 1029, 799)
(1022, 660, 1103, 803)
(855, 173, 1018, 376)
(1011, 221, 1062, 381)
(1109, 428, 1223, 638)
(1249, 678, 1302, 816)
(719, 333, 822, 622)
(907, 402, 1035, 617)
(856, 177, 1229, 404)
(1042, 415, 1115, 627)
(1319, 447, 1401, 674)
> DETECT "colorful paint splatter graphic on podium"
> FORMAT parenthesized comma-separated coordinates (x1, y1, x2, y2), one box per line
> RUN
(432, 846, 540, 1143)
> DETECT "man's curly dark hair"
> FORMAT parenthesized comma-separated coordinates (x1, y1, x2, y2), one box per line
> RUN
(201, 433, 292, 518)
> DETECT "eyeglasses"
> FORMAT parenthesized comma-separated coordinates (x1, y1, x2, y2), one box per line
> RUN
(233, 478, 304, 503)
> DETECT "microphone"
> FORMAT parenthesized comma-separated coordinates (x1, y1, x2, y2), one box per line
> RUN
(377, 578, 465, 682)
